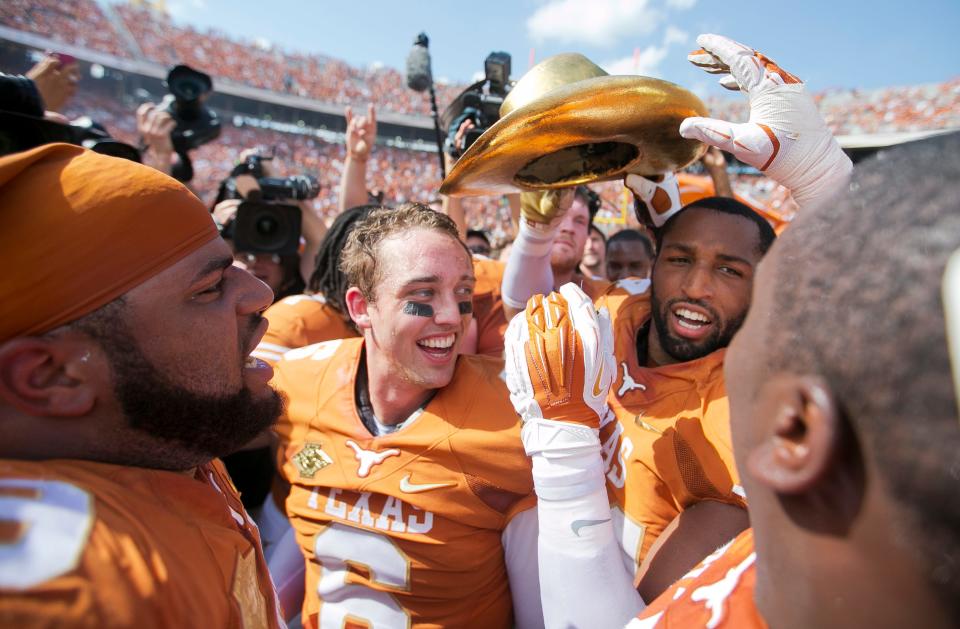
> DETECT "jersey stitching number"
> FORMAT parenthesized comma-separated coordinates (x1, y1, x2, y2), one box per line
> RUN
(314, 522, 412, 628)
(0, 479, 94, 590)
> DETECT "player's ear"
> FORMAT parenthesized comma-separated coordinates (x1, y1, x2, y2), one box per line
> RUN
(746, 375, 839, 495)
(0, 336, 98, 417)
(344, 286, 372, 331)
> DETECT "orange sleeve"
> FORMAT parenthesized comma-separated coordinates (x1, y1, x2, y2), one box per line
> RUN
(631, 530, 765, 628)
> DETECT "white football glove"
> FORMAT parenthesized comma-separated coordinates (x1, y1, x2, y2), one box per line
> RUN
(680, 34, 852, 210)
(505, 284, 615, 456)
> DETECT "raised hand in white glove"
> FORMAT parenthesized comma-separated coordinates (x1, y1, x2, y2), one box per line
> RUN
(504, 283, 615, 458)
(624, 171, 682, 229)
(680, 33, 852, 210)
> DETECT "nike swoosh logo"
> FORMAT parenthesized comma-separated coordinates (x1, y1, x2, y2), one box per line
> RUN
(571, 518, 611, 537)
(592, 363, 604, 397)
(399, 474, 457, 494)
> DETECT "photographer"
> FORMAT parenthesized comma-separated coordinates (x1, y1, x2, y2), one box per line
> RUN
(135, 102, 175, 176)
(24, 53, 79, 113)
(213, 150, 327, 302)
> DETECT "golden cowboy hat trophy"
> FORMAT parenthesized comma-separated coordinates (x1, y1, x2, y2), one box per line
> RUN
(440, 53, 708, 196)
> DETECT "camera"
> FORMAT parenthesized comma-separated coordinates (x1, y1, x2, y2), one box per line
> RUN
(0, 72, 141, 160)
(0, 111, 141, 161)
(161, 65, 221, 153)
(442, 51, 512, 158)
(218, 154, 320, 256)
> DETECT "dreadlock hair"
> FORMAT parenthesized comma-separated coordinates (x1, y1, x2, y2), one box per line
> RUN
(655, 196, 776, 257)
(764, 132, 960, 617)
(308, 204, 379, 316)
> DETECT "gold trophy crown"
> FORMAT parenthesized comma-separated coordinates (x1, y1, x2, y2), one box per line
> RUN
(440, 52, 709, 197)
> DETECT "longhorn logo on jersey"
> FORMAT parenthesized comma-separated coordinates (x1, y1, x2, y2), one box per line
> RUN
(346, 440, 401, 478)
(617, 362, 647, 397)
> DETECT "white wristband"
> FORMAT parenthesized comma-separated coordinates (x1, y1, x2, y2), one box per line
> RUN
(513, 217, 559, 259)
(523, 418, 606, 501)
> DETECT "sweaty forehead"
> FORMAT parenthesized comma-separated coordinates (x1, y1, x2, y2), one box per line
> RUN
(661, 208, 763, 261)
(377, 229, 472, 285)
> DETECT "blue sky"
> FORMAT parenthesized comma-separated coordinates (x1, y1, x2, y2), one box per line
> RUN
(120, 0, 958, 98)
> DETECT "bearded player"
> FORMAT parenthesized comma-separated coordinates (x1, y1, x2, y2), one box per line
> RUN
(0, 144, 285, 626)
(503, 34, 853, 627)
(270, 203, 542, 628)
(626, 130, 960, 629)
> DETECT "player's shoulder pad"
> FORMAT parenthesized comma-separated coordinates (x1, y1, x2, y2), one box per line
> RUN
(595, 277, 651, 316)
(273, 337, 358, 391)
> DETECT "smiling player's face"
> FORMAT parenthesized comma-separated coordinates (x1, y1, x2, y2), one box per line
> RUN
(649, 208, 761, 364)
(363, 228, 475, 392)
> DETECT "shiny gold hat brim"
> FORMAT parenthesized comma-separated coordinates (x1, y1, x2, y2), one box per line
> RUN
(440, 75, 709, 197)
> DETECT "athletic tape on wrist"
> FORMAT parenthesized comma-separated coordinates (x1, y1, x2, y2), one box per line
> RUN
(513, 218, 559, 259)
(521, 417, 600, 456)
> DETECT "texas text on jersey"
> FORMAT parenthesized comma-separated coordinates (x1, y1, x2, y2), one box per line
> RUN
(272, 337, 536, 628)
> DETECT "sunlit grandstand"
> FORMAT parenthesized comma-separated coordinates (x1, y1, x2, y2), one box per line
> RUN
(2, 0, 957, 245)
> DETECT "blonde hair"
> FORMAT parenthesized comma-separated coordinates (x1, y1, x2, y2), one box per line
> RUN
(339, 202, 466, 300)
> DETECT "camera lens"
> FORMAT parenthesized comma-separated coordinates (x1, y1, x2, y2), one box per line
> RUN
(248, 207, 292, 252)
(257, 215, 279, 236)
(172, 77, 205, 101)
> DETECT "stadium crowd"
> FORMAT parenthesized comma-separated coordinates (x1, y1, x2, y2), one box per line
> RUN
(3, 0, 959, 130)
(1, 5, 959, 629)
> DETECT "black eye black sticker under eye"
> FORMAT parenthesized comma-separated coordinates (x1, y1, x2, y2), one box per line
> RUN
(403, 302, 434, 317)
(458, 301, 473, 315)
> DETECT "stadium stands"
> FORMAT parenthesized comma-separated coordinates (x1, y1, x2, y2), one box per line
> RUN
(3, 0, 957, 246)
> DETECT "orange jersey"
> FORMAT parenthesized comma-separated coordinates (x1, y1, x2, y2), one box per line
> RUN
(254, 293, 358, 365)
(0, 459, 284, 628)
(575, 272, 611, 302)
(628, 529, 765, 629)
(595, 280, 746, 575)
(272, 338, 535, 629)
(472, 256, 508, 357)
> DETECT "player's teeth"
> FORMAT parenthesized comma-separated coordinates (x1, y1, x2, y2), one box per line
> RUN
(677, 318, 703, 330)
(419, 334, 455, 349)
(245, 356, 258, 368)
(674, 307, 710, 323)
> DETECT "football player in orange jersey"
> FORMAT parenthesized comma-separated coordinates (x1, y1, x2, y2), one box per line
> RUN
(270, 203, 542, 628)
(0, 144, 285, 627)
(503, 185, 609, 318)
(630, 126, 960, 629)
(502, 34, 853, 626)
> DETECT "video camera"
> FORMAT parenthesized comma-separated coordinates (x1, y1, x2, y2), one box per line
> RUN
(217, 153, 320, 256)
(442, 51, 512, 158)
(161, 65, 221, 153)
(0, 110, 141, 161)
(0, 72, 140, 160)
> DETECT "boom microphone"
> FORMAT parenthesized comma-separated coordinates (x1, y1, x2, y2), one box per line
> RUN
(406, 32, 432, 93)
